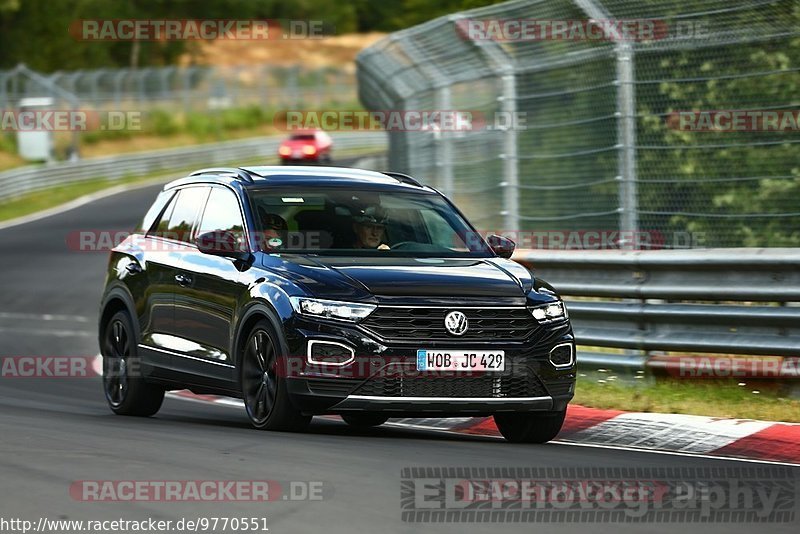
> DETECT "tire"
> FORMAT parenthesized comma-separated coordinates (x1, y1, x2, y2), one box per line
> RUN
(494, 410, 566, 443)
(240, 320, 311, 431)
(101, 310, 164, 416)
(341, 414, 389, 428)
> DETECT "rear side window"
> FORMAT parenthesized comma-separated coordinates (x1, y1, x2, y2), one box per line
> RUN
(150, 186, 210, 243)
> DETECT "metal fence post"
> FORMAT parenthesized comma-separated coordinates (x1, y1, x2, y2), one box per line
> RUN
(470, 30, 519, 233)
(575, 0, 639, 242)
(501, 72, 518, 232)
(137, 68, 147, 105)
(288, 66, 298, 108)
(160, 67, 174, 101)
(616, 41, 638, 242)
(0, 72, 8, 109)
(181, 68, 192, 114)
(113, 69, 126, 109)
(435, 84, 454, 197)
(260, 65, 270, 110)
(90, 69, 104, 103)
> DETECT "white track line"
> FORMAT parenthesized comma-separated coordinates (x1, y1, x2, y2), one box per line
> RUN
(0, 327, 92, 337)
(0, 312, 90, 322)
(0, 176, 169, 232)
(552, 440, 800, 468)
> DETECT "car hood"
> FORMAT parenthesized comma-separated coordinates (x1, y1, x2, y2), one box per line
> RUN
(261, 255, 533, 299)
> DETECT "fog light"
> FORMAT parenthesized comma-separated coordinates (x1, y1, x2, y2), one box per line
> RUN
(307, 340, 355, 366)
(549, 343, 574, 368)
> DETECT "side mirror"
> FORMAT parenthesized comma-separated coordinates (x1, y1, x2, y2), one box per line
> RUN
(196, 231, 250, 261)
(487, 234, 516, 259)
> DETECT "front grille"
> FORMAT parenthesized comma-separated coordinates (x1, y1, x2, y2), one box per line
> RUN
(360, 306, 538, 341)
(352, 364, 548, 398)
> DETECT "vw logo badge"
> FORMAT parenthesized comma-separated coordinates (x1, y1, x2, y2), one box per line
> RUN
(444, 310, 469, 336)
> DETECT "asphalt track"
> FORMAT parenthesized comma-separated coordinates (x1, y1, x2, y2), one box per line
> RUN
(0, 162, 797, 533)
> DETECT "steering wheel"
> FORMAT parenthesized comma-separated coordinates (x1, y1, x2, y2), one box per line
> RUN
(388, 241, 416, 250)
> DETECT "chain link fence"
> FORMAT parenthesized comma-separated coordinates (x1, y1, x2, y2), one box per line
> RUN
(0, 63, 357, 163)
(357, 0, 800, 248)
(0, 63, 356, 113)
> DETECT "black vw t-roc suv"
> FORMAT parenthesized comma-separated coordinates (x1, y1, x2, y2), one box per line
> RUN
(98, 166, 576, 443)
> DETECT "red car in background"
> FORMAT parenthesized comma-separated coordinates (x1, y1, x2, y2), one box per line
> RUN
(278, 129, 333, 164)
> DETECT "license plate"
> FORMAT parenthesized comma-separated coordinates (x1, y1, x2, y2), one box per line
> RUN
(292, 151, 301, 158)
(416, 350, 505, 372)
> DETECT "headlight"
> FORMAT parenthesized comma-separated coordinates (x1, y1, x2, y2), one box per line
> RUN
(289, 297, 376, 322)
(529, 301, 568, 323)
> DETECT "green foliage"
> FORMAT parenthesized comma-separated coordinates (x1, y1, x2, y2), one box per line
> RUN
(635, 33, 800, 246)
(0, 0, 506, 71)
(219, 105, 266, 130)
(0, 132, 16, 152)
(148, 109, 181, 136)
(184, 112, 217, 139)
(81, 127, 134, 145)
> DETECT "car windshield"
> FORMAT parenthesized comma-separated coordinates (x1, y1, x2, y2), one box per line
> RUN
(290, 134, 316, 141)
(248, 187, 492, 257)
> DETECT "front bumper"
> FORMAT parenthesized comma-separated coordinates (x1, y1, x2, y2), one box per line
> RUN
(329, 394, 556, 414)
(282, 314, 576, 416)
(280, 154, 322, 163)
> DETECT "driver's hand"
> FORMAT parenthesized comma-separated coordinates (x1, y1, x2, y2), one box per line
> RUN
(377, 244, 390, 250)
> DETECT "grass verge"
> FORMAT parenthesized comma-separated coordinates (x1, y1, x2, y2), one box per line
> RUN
(574, 378, 800, 422)
(1, 102, 364, 169)
(0, 174, 165, 222)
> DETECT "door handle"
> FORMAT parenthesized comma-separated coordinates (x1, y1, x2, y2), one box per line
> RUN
(174, 274, 192, 286)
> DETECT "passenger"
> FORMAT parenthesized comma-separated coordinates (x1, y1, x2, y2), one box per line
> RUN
(259, 211, 288, 250)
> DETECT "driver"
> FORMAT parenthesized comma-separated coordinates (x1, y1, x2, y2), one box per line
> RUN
(352, 206, 390, 250)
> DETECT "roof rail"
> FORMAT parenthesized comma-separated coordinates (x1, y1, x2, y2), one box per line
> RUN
(382, 171, 423, 187)
(189, 167, 254, 183)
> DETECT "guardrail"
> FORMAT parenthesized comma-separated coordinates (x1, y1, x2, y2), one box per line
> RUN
(512, 248, 800, 371)
(0, 132, 387, 202)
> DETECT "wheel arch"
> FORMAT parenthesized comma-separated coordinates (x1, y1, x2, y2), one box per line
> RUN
(232, 300, 289, 373)
(98, 286, 139, 349)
